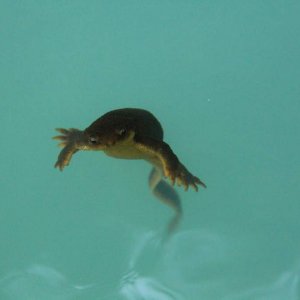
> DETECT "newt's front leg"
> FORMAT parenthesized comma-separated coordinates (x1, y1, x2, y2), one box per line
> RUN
(170, 162, 207, 191)
(52, 128, 85, 171)
(134, 136, 206, 191)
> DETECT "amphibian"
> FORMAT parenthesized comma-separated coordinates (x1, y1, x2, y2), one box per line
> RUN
(53, 108, 206, 233)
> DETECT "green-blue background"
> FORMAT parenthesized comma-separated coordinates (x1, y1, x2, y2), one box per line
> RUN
(1, 1, 299, 299)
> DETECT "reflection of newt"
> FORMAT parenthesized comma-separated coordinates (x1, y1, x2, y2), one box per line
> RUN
(53, 108, 206, 233)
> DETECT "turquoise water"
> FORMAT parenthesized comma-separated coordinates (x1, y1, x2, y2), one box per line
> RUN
(1, 1, 300, 299)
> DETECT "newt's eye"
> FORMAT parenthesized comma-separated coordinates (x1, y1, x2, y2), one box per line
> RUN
(89, 136, 98, 144)
(116, 128, 127, 136)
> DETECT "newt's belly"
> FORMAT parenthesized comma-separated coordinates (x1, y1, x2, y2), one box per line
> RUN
(104, 144, 145, 160)
(104, 144, 163, 175)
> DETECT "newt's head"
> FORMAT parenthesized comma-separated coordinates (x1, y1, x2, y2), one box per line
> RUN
(84, 127, 134, 149)
(83, 116, 136, 150)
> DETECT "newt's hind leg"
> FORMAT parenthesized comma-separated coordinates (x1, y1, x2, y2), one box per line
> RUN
(149, 167, 182, 237)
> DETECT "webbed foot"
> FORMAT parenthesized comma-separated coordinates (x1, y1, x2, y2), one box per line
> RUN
(165, 163, 206, 191)
(53, 128, 83, 171)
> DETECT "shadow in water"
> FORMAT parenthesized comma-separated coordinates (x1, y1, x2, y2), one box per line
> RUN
(0, 264, 94, 300)
(222, 261, 300, 300)
(119, 230, 184, 300)
(120, 270, 183, 300)
(2, 227, 298, 299)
